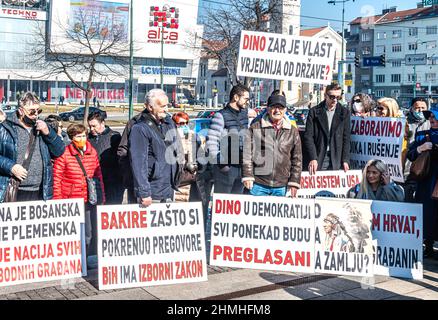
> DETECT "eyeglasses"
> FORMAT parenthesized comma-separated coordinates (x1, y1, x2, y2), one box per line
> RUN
(176, 122, 187, 126)
(377, 106, 385, 111)
(328, 95, 342, 101)
(353, 99, 361, 103)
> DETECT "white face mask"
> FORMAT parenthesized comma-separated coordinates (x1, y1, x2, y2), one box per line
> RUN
(353, 102, 364, 113)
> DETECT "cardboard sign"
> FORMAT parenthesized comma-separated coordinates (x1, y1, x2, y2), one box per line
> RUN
(298, 170, 363, 199)
(97, 202, 207, 290)
(350, 116, 406, 183)
(0, 199, 86, 287)
(372, 201, 423, 279)
(237, 30, 336, 84)
(210, 194, 315, 273)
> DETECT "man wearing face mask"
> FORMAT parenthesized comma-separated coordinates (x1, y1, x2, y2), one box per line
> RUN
(0, 92, 65, 202)
(403, 97, 430, 202)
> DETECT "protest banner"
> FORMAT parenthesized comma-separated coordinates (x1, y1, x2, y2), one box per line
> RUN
(0, 199, 85, 287)
(314, 197, 374, 277)
(371, 201, 423, 279)
(350, 116, 406, 183)
(97, 202, 207, 290)
(237, 30, 336, 85)
(297, 170, 362, 199)
(210, 193, 315, 273)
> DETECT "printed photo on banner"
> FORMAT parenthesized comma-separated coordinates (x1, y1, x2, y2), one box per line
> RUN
(350, 116, 406, 183)
(314, 198, 374, 277)
(297, 170, 362, 198)
(237, 30, 336, 85)
(0, 199, 86, 287)
(96, 202, 207, 290)
(371, 201, 423, 279)
(210, 193, 315, 273)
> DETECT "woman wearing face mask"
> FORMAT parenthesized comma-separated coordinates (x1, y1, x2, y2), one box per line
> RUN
(407, 106, 438, 258)
(347, 159, 404, 201)
(53, 123, 105, 268)
(172, 112, 198, 201)
(350, 93, 375, 117)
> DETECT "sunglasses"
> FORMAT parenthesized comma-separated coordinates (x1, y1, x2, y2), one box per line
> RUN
(25, 108, 42, 116)
(176, 122, 187, 126)
(377, 106, 385, 111)
(353, 99, 361, 103)
(328, 95, 342, 100)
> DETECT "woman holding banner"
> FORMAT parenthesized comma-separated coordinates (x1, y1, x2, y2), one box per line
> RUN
(347, 159, 404, 202)
(407, 106, 438, 259)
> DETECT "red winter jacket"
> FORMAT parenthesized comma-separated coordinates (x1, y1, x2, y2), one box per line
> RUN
(53, 141, 105, 204)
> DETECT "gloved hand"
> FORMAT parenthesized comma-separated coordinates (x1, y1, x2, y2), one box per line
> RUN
(417, 142, 432, 154)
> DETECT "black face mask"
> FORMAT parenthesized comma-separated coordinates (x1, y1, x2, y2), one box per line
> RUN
(22, 115, 37, 127)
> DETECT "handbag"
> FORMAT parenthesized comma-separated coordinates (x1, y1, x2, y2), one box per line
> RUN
(74, 155, 103, 205)
(4, 129, 37, 202)
(409, 133, 431, 182)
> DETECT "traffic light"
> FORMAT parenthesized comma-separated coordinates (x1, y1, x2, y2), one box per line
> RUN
(355, 55, 360, 68)
(380, 54, 386, 67)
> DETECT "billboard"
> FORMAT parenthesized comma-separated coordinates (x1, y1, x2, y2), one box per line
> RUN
(0, 0, 47, 20)
(49, 0, 202, 60)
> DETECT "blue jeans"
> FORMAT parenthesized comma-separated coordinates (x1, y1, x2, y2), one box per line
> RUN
(250, 183, 287, 197)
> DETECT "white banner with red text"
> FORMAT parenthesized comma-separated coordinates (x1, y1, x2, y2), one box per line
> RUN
(297, 170, 363, 199)
(0, 199, 86, 287)
(97, 202, 207, 290)
(237, 30, 337, 85)
(350, 116, 406, 183)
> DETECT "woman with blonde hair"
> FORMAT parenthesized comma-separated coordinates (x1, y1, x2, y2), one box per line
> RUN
(376, 97, 402, 118)
(347, 159, 404, 201)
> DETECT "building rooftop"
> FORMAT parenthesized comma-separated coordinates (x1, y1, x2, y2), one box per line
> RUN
(349, 6, 438, 25)
(300, 27, 326, 37)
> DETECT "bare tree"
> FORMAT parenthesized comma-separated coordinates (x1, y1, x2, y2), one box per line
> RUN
(28, 6, 130, 124)
(196, 0, 281, 87)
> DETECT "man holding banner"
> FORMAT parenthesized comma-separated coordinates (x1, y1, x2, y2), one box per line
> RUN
(303, 83, 350, 175)
(242, 94, 302, 197)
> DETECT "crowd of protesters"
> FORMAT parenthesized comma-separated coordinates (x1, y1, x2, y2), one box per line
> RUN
(0, 86, 438, 261)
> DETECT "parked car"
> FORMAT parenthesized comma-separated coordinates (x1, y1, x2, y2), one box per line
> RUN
(59, 106, 107, 122)
(196, 110, 218, 119)
(293, 108, 309, 130)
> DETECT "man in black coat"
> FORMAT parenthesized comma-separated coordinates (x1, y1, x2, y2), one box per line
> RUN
(303, 83, 351, 174)
(88, 111, 123, 204)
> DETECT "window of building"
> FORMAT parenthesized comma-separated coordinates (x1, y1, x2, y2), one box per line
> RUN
(288, 81, 292, 91)
(408, 74, 418, 82)
(289, 25, 294, 35)
(392, 60, 402, 67)
(376, 45, 386, 54)
(426, 73, 437, 81)
(392, 44, 402, 52)
(426, 41, 437, 49)
(362, 46, 371, 55)
(409, 27, 418, 36)
(391, 89, 400, 97)
(408, 43, 418, 51)
(426, 26, 437, 35)
(361, 74, 370, 81)
(392, 30, 402, 38)
(375, 89, 385, 97)
(391, 74, 401, 83)
(361, 33, 371, 42)
(376, 75, 385, 83)
(376, 32, 386, 40)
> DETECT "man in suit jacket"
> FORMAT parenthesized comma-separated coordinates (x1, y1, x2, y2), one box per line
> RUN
(303, 83, 351, 174)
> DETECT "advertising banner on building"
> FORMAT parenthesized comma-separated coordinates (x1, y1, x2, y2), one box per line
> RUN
(210, 194, 315, 273)
(97, 203, 207, 290)
(297, 170, 363, 199)
(48, 85, 125, 103)
(237, 30, 336, 84)
(0, 199, 86, 287)
(372, 201, 423, 279)
(350, 116, 406, 183)
(314, 198, 374, 277)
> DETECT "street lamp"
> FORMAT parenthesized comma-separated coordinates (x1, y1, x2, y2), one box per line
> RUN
(128, 0, 134, 119)
(328, 0, 355, 99)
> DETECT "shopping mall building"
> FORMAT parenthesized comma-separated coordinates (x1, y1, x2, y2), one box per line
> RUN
(0, 0, 202, 105)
